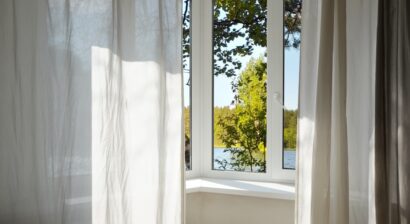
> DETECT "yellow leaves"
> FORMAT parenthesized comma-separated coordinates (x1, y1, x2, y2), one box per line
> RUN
(258, 142, 266, 153)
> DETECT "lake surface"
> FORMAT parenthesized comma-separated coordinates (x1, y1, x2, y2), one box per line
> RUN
(213, 147, 296, 171)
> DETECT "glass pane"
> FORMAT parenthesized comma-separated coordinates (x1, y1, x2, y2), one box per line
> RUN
(212, 0, 267, 173)
(183, 0, 192, 170)
(283, 0, 302, 170)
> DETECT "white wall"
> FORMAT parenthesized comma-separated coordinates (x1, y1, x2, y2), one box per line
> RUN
(186, 193, 295, 224)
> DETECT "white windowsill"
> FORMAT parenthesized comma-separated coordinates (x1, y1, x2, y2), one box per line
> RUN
(65, 178, 295, 206)
(186, 178, 295, 201)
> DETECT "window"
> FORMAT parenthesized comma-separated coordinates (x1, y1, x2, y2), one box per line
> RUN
(186, 0, 301, 183)
(182, 0, 192, 170)
(283, 0, 301, 170)
(212, 0, 267, 173)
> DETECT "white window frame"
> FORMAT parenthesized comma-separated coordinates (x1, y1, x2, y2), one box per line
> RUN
(186, 0, 295, 183)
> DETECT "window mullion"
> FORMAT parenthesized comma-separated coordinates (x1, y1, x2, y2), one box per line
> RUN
(268, 0, 295, 183)
(201, 0, 214, 177)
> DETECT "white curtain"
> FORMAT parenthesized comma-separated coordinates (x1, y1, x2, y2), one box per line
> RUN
(296, 0, 378, 223)
(0, 0, 183, 223)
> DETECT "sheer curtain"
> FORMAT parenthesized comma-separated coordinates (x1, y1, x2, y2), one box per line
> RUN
(295, 0, 378, 223)
(0, 0, 183, 223)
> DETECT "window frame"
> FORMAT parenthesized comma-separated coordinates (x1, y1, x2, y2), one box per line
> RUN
(186, 0, 295, 183)
(183, 0, 193, 171)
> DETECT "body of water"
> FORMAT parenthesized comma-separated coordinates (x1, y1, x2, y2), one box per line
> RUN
(213, 147, 296, 171)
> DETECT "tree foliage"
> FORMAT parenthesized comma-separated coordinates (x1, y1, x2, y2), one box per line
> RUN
(184, 107, 191, 169)
(213, 106, 234, 147)
(215, 58, 267, 172)
(214, 58, 298, 171)
(184, 107, 191, 144)
(182, 0, 302, 77)
(283, 109, 297, 149)
(182, 0, 191, 76)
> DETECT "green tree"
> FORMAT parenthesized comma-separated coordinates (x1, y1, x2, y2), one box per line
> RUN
(216, 58, 267, 172)
(184, 107, 191, 169)
(184, 107, 191, 143)
(284, 109, 297, 150)
(214, 106, 235, 147)
(215, 58, 298, 171)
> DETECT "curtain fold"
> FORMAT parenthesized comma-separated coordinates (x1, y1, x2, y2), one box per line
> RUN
(0, 0, 183, 223)
(375, 0, 410, 223)
(296, 0, 378, 223)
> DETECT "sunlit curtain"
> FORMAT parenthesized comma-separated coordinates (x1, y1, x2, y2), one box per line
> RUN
(0, 0, 183, 223)
(296, 0, 378, 223)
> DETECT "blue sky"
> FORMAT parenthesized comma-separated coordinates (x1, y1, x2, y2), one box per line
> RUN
(283, 48, 300, 110)
(183, 47, 300, 110)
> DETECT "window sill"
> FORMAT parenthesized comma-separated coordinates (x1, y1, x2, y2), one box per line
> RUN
(186, 178, 295, 201)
